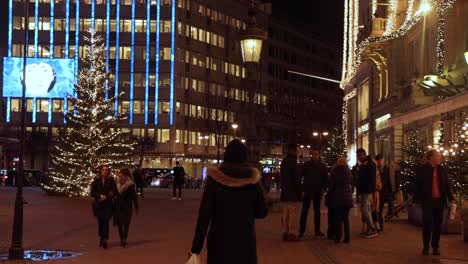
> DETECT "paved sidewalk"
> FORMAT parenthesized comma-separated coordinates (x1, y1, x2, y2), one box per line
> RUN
(0, 188, 467, 264)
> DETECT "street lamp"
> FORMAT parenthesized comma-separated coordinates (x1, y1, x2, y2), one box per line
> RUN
(231, 123, 238, 138)
(9, 0, 29, 259)
(313, 131, 329, 152)
(240, 1, 266, 166)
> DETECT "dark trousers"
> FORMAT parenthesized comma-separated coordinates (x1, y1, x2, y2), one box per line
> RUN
(118, 224, 130, 240)
(379, 192, 394, 227)
(327, 207, 336, 239)
(422, 199, 444, 249)
(98, 217, 110, 240)
(334, 207, 350, 241)
(173, 181, 183, 198)
(299, 192, 322, 235)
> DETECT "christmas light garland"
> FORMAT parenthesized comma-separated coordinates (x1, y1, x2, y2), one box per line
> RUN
(384, 0, 399, 35)
(341, 0, 458, 87)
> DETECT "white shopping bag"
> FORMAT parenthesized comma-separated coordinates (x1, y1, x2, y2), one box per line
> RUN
(185, 254, 201, 264)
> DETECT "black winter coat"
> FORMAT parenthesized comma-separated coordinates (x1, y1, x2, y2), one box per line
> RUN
(191, 163, 268, 264)
(132, 169, 144, 188)
(113, 180, 139, 226)
(415, 163, 454, 207)
(378, 165, 392, 195)
(173, 165, 186, 184)
(280, 155, 302, 202)
(301, 160, 328, 193)
(90, 177, 117, 219)
(356, 157, 377, 194)
(327, 165, 354, 208)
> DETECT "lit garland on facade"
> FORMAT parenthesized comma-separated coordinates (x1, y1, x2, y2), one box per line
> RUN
(342, 0, 349, 84)
(405, 0, 415, 23)
(342, 89, 357, 146)
(341, 0, 458, 87)
(384, 0, 398, 35)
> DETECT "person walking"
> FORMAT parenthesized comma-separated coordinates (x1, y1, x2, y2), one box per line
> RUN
(132, 168, 145, 198)
(172, 161, 185, 200)
(371, 163, 382, 231)
(280, 144, 302, 241)
(114, 168, 139, 247)
(328, 157, 353, 243)
(415, 150, 455, 256)
(376, 154, 392, 231)
(90, 165, 117, 249)
(299, 149, 327, 238)
(189, 139, 268, 264)
(356, 149, 379, 238)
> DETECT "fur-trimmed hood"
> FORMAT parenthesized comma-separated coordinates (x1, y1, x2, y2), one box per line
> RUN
(207, 163, 261, 187)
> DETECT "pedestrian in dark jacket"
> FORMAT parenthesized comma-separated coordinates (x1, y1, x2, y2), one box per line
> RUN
(299, 149, 327, 238)
(114, 168, 139, 247)
(190, 139, 268, 264)
(355, 149, 379, 238)
(172, 161, 186, 200)
(415, 150, 455, 256)
(280, 143, 302, 241)
(328, 158, 354, 243)
(90, 165, 117, 249)
(132, 168, 144, 198)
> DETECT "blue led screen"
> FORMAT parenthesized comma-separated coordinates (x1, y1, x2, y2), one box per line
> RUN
(3, 57, 75, 98)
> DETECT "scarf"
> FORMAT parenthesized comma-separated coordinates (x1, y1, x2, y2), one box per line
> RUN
(116, 178, 134, 194)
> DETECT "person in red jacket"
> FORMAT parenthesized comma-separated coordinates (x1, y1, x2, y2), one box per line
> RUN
(415, 150, 455, 256)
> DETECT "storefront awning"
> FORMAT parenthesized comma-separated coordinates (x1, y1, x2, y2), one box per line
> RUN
(390, 92, 468, 126)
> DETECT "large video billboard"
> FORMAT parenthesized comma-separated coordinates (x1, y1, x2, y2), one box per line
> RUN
(3, 57, 75, 98)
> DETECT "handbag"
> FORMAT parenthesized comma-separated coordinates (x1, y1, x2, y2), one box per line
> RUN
(185, 254, 200, 264)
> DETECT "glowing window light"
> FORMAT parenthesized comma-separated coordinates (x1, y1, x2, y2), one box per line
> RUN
(114, 0, 121, 116)
(144, 0, 150, 124)
(8, 0, 12, 57)
(65, 0, 70, 58)
(34, 0, 39, 58)
(129, 0, 136, 124)
(464, 51, 468, 64)
(105, 0, 110, 100)
(154, 0, 161, 124)
(169, 0, 176, 125)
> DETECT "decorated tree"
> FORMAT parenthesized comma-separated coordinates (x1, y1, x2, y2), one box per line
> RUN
(439, 115, 467, 196)
(42, 31, 134, 197)
(322, 127, 346, 169)
(399, 132, 426, 197)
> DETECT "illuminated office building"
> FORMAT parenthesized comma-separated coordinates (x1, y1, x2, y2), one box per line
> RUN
(0, 0, 342, 176)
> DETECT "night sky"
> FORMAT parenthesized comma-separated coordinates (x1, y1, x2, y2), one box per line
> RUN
(270, 0, 344, 45)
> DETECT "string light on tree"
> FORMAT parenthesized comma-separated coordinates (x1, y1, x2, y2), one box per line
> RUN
(42, 31, 135, 197)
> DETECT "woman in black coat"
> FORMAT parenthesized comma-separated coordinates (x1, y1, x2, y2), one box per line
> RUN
(114, 168, 139, 247)
(90, 165, 117, 249)
(189, 139, 268, 264)
(328, 158, 354, 243)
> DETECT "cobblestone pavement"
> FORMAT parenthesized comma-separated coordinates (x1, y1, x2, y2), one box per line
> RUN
(0, 188, 467, 264)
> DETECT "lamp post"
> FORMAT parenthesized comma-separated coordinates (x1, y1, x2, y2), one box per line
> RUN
(231, 123, 238, 138)
(240, 1, 266, 166)
(313, 131, 329, 152)
(9, 0, 29, 259)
